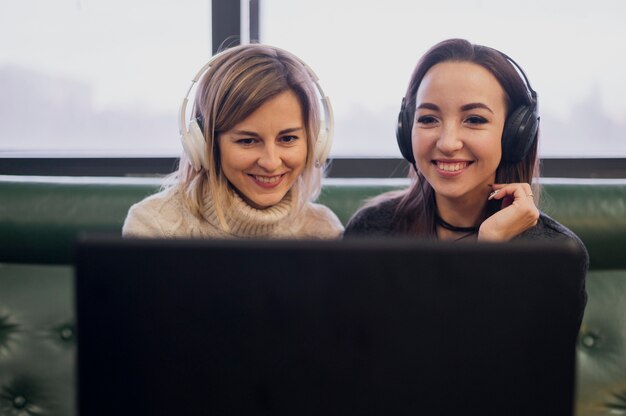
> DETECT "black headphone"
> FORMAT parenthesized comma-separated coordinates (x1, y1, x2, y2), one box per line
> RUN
(395, 52, 539, 165)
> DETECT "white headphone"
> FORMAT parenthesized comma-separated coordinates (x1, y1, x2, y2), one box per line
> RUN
(178, 47, 335, 172)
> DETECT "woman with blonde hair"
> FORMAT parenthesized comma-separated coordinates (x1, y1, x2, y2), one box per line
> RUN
(123, 44, 343, 238)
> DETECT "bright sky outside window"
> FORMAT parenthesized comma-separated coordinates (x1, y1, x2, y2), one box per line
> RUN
(1, 0, 625, 157)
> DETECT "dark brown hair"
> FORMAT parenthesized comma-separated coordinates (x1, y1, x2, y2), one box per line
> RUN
(373, 38, 539, 236)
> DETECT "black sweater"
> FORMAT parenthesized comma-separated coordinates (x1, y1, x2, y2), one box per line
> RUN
(344, 196, 589, 328)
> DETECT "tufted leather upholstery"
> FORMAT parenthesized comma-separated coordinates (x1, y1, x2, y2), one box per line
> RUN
(0, 264, 74, 416)
(1, 175, 625, 415)
(576, 271, 626, 415)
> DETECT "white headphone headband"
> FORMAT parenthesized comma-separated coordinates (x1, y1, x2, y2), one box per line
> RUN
(179, 46, 334, 171)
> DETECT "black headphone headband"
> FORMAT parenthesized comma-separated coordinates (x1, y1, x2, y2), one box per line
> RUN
(396, 51, 539, 166)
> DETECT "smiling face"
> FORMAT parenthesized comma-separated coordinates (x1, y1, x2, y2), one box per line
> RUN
(412, 61, 507, 206)
(219, 89, 308, 209)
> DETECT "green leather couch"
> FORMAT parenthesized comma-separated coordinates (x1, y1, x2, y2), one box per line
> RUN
(1, 174, 625, 415)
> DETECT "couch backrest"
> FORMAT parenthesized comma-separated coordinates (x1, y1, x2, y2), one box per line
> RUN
(1, 175, 626, 416)
(1, 175, 625, 269)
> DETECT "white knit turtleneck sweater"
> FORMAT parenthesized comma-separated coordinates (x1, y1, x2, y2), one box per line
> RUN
(122, 185, 344, 239)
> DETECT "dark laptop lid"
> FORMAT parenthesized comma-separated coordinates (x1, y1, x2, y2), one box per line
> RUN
(76, 236, 585, 416)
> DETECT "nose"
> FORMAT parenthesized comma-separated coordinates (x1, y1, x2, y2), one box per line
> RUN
(436, 122, 463, 154)
(257, 143, 282, 172)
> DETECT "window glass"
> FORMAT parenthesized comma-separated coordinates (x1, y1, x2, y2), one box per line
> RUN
(262, 0, 626, 158)
(2, 0, 625, 158)
(0, 0, 210, 155)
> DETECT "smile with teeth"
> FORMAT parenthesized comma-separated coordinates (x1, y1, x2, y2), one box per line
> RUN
(435, 161, 470, 172)
(250, 174, 284, 184)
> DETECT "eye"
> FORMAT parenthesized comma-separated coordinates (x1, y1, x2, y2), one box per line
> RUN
(416, 115, 438, 125)
(465, 115, 488, 125)
(235, 138, 257, 145)
(279, 135, 299, 144)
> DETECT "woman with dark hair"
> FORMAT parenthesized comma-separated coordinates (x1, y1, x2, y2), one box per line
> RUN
(345, 39, 586, 253)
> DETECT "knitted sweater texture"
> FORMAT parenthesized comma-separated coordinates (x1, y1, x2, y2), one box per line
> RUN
(122, 186, 343, 239)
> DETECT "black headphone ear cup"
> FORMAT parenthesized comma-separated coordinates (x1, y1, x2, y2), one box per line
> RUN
(396, 98, 416, 164)
(501, 102, 539, 163)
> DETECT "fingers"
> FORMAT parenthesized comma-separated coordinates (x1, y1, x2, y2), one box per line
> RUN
(488, 183, 535, 202)
(478, 183, 541, 241)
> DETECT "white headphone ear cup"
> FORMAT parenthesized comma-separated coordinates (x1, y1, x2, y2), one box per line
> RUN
(180, 132, 201, 172)
(181, 119, 209, 171)
(189, 119, 210, 170)
(314, 128, 331, 168)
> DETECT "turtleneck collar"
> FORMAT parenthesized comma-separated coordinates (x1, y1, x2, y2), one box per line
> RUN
(201, 188, 296, 237)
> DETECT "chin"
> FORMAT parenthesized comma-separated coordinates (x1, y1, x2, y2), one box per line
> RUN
(431, 185, 470, 200)
(247, 193, 287, 209)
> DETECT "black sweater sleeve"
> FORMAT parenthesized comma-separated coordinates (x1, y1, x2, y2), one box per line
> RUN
(343, 199, 400, 238)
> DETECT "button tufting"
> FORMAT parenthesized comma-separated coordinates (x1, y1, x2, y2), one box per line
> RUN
(53, 322, 75, 344)
(0, 315, 18, 350)
(13, 395, 27, 409)
(59, 327, 74, 341)
(581, 333, 598, 349)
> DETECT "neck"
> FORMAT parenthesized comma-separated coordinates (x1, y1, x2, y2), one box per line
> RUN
(434, 193, 488, 241)
(435, 195, 486, 228)
(435, 214, 479, 233)
(201, 188, 294, 237)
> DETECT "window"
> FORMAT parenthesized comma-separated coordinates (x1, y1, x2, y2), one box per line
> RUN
(1, 0, 625, 174)
(0, 0, 211, 155)
(261, 0, 626, 158)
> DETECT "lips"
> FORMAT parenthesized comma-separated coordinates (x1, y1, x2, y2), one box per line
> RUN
(250, 174, 283, 184)
(247, 173, 286, 188)
(434, 160, 471, 172)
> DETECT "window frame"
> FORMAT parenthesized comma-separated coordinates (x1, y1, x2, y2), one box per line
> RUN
(1, 0, 623, 180)
(1, 156, 625, 179)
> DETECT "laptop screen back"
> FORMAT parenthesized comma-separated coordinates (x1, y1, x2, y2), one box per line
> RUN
(76, 236, 584, 415)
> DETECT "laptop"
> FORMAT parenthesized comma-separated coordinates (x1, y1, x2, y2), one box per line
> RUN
(75, 235, 585, 415)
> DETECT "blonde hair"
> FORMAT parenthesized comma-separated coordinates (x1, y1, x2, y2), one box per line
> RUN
(171, 44, 324, 231)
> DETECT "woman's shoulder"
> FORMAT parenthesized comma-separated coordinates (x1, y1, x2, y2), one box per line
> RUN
(520, 211, 589, 268)
(295, 202, 344, 239)
(343, 193, 403, 237)
(530, 212, 589, 324)
(524, 211, 582, 242)
(127, 186, 183, 216)
(122, 186, 189, 237)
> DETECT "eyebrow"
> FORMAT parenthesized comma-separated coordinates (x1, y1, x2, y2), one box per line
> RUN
(459, 102, 494, 114)
(416, 102, 494, 114)
(416, 103, 440, 111)
(231, 127, 304, 137)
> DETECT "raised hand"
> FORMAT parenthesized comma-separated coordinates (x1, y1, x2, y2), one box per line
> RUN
(478, 183, 539, 242)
